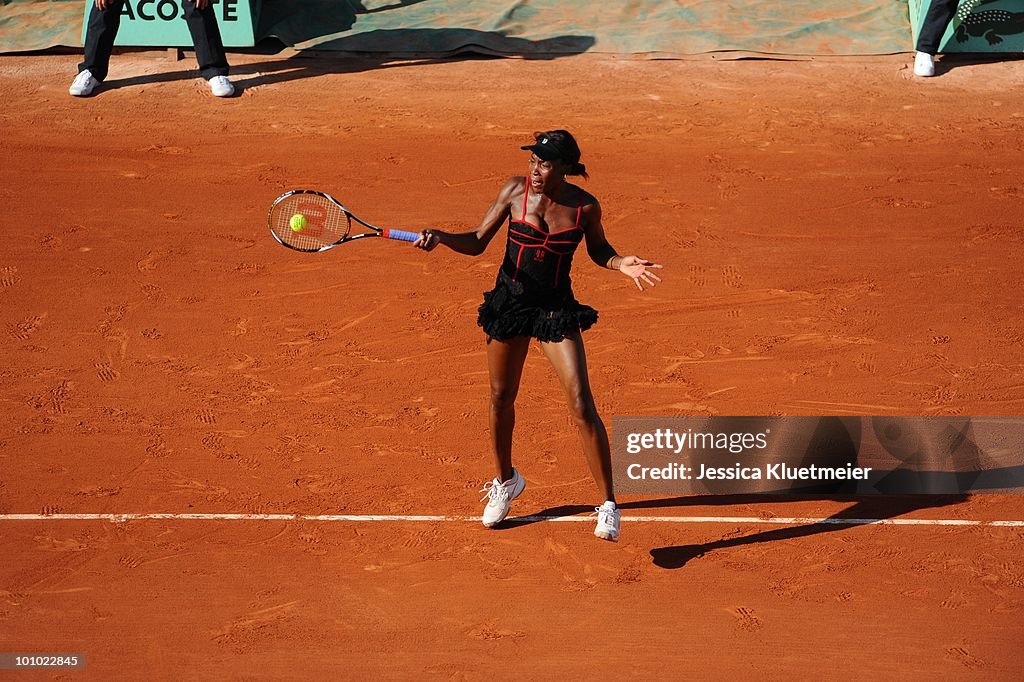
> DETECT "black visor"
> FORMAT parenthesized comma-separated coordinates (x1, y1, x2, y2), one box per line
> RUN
(520, 135, 563, 161)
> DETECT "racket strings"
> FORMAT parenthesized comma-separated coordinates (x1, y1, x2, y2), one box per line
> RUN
(270, 193, 351, 251)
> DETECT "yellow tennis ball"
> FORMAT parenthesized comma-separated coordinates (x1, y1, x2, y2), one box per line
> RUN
(289, 213, 307, 232)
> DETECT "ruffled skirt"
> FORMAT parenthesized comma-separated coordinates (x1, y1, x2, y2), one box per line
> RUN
(477, 272, 597, 342)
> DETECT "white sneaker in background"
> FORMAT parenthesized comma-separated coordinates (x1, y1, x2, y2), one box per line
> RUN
(593, 501, 620, 542)
(480, 468, 526, 527)
(208, 75, 235, 97)
(914, 52, 936, 77)
(69, 69, 99, 97)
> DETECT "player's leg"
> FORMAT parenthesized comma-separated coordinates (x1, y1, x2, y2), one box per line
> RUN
(74, 0, 126, 93)
(180, 0, 233, 95)
(486, 335, 530, 482)
(540, 331, 620, 541)
(480, 335, 530, 527)
(539, 332, 615, 502)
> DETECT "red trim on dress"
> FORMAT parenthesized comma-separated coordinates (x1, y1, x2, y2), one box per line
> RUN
(508, 182, 585, 283)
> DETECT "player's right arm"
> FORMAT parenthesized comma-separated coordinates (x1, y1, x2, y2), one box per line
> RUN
(414, 177, 520, 255)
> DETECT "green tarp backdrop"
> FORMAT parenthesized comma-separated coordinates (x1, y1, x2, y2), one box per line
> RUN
(1, 1, 1021, 56)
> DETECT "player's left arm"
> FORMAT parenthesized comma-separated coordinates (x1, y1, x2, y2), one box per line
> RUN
(583, 199, 663, 291)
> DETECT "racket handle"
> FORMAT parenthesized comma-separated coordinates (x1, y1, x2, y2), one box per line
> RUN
(382, 229, 420, 243)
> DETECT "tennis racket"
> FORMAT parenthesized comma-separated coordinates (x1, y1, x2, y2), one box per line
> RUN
(268, 189, 420, 253)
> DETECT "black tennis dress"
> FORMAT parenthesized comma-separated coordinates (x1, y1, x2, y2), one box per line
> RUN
(477, 183, 598, 342)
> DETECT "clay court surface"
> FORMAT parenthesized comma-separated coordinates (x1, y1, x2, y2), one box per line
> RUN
(1, 51, 1023, 678)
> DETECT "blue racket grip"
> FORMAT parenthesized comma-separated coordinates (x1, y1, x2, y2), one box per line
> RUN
(382, 228, 420, 243)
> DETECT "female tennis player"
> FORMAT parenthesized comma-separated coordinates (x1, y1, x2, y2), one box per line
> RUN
(413, 130, 662, 541)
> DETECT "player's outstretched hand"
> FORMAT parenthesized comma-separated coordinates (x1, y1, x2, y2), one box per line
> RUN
(618, 256, 663, 291)
(414, 230, 441, 252)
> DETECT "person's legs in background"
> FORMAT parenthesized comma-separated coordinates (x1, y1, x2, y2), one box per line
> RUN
(915, 0, 960, 77)
(182, 0, 234, 96)
(72, 0, 127, 95)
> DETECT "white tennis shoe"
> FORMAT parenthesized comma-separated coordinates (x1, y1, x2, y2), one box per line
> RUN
(69, 70, 99, 97)
(593, 501, 620, 542)
(914, 52, 935, 78)
(208, 75, 235, 97)
(480, 468, 525, 527)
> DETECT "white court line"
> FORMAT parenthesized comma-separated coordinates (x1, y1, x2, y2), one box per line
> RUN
(0, 513, 1022, 526)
